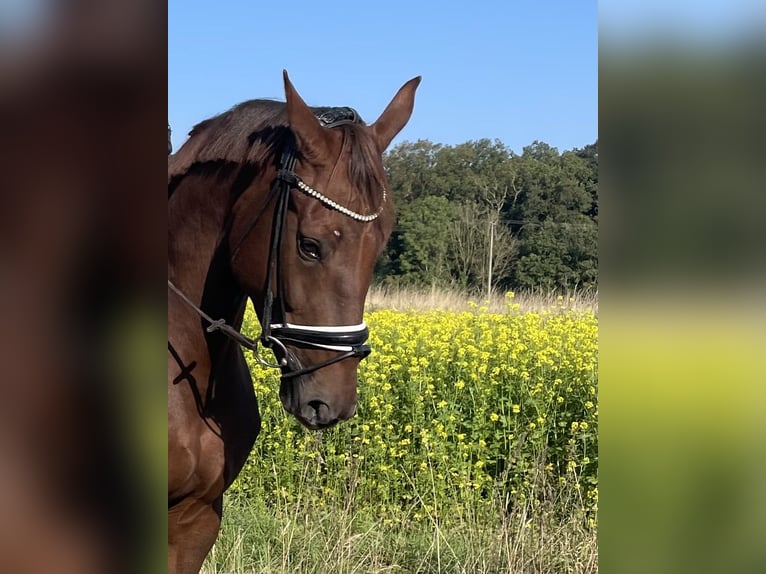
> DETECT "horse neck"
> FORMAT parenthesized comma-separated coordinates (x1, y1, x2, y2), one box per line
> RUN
(168, 163, 266, 324)
(168, 168, 233, 308)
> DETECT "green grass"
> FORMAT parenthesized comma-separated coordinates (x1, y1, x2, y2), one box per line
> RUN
(203, 463, 597, 574)
(204, 503, 596, 574)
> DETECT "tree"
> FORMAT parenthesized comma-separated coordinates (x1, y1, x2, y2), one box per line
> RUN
(380, 137, 598, 292)
(377, 195, 458, 287)
(508, 142, 598, 291)
(384, 140, 443, 202)
(450, 202, 518, 292)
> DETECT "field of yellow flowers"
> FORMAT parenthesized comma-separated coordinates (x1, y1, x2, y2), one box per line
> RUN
(209, 294, 598, 573)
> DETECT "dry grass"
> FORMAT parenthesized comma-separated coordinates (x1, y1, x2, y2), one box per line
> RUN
(365, 284, 598, 314)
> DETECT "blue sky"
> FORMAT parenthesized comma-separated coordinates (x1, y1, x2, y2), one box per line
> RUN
(169, 0, 597, 155)
(600, 0, 765, 41)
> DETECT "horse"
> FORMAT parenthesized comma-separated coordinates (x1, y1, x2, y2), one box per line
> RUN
(167, 70, 420, 573)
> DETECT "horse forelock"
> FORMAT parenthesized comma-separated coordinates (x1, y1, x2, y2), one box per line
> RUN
(343, 123, 392, 223)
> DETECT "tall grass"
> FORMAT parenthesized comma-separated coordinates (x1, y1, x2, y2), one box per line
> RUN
(365, 284, 598, 314)
(205, 476, 596, 574)
(202, 287, 598, 574)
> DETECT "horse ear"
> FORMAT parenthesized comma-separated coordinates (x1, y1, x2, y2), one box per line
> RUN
(371, 76, 421, 152)
(283, 70, 330, 159)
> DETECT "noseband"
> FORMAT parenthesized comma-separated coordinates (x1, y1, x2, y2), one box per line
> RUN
(168, 107, 385, 379)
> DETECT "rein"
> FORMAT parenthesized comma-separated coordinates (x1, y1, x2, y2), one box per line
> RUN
(169, 108, 383, 379)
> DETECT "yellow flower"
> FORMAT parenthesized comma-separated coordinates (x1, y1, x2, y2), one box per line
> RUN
(234, 299, 598, 516)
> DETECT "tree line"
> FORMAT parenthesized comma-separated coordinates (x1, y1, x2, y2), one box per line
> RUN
(377, 138, 598, 294)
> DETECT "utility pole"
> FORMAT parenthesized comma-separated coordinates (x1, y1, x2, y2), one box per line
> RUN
(487, 217, 495, 300)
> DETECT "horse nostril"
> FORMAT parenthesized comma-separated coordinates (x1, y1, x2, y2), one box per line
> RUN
(300, 400, 340, 429)
(307, 400, 327, 421)
(308, 400, 324, 413)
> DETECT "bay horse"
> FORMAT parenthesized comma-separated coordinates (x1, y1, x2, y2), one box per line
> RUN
(168, 71, 420, 573)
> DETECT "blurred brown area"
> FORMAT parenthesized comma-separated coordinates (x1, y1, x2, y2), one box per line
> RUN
(0, 1, 166, 573)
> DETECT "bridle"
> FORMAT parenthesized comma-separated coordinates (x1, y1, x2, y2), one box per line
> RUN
(168, 107, 386, 379)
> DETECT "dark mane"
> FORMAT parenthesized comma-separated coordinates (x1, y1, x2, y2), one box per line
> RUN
(168, 99, 387, 215)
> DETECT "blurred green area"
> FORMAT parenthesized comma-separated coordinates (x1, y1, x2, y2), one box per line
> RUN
(600, 43, 765, 287)
(600, 8, 766, 574)
(108, 301, 167, 574)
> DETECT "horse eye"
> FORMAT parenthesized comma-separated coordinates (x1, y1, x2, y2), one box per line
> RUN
(298, 237, 322, 261)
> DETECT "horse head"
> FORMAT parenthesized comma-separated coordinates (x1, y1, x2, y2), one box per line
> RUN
(227, 71, 420, 429)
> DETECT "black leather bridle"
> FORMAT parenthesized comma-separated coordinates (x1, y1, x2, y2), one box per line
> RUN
(168, 107, 382, 379)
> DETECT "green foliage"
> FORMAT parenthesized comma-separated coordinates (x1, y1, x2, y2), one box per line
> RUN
(512, 219, 598, 291)
(376, 195, 458, 286)
(383, 139, 443, 202)
(379, 138, 598, 292)
(507, 143, 598, 290)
